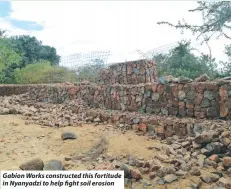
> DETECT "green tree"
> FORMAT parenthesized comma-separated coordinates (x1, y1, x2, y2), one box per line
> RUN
(10, 35, 60, 67)
(0, 38, 22, 83)
(157, 2, 231, 78)
(154, 41, 219, 79)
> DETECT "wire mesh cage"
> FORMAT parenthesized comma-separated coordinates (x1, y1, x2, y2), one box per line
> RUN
(57, 51, 110, 83)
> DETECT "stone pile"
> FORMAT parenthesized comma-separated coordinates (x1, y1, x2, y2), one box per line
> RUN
(0, 93, 90, 127)
(1, 93, 231, 188)
(85, 130, 231, 188)
(99, 59, 158, 85)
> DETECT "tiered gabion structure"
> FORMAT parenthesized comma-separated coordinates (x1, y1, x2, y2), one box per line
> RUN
(99, 59, 158, 85)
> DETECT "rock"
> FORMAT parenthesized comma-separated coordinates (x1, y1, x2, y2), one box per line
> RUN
(190, 167, 201, 176)
(195, 74, 210, 82)
(25, 120, 30, 125)
(209, 154, 219, 162)
(201, 148, 210, 156)
(93, 117, 101, 122)
(221, 131, 231, 138)
(175, 170, 187, 176)
(19, 158, 44, 170)
(149, 172, 156, 180)
(222, 138, 231, 146)
(149, 164, 161, 172)
(192, 141, 202, 149)
(201, 99, 211, 108)
(198, 154, 206, 168)
(133, 118, 140, 124)
(218, 177, 231, 189)
(171, 143, 181, 149)
(124, 178, 132, 188)
(130, 169, 142, 180)
(200, 173, 220, 183)
(164, 174, 178, 183)
(180, 163, 189, 171)
(193, 124, 202, 135)
(43, 160, 64, 170)
(178, 91, 186, 101)
(190, 177, 202, 188)
(142, 179, 151, 187)
(152, 93, 159, 102)
(178, 76, 192, 84)
(205, 142, 226, 156)
(1, 108, 9, 114)
(135, 160, 145, 167)
(156, 166, 176, 177)
(154, 177, 164, 185)
(61, 131, 77, 140)
(228, 144, 231, 151)
(223, 157, 231, 167)
(120, 164, 131, 178)
(217, 165, 225, 171)
(205, 159, 218, 168)
(194, 131, 215, 144)
(204, 90, 217, 100)
(64, 157, 72, 161)
(156, 154, 169, 161)
(182, 141, 190, 147)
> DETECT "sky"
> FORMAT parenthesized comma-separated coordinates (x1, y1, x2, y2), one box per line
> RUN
(0, 1, 230, 64)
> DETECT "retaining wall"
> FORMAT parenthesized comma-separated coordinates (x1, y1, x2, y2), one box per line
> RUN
(1, 59, 231, 120)
(28, 81, 231, 119)
(0, 85, 30, 96)
(99, 59, 158, 85)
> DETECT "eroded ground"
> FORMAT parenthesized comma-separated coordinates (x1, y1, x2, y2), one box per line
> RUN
(0, 115, 161, 168)
(1, 115, 228, 189)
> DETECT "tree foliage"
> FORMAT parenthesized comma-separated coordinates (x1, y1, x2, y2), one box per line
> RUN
(13, 61, 77, 84)
(158, 1, 231, 42)
(0, 38, 22, 83)
(157, 2, 231, 78)
(154, 41, 219, 79)
(10, 35, 60, 67)
(0, 30, 63, 84)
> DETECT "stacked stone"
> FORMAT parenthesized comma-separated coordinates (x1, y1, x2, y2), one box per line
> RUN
(99, 59, 158, 85)
(0, 84, 30, 96)
(27, 81, 231, 119)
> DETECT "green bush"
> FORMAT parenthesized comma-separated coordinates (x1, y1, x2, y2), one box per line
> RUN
(13, 60, 77, 84)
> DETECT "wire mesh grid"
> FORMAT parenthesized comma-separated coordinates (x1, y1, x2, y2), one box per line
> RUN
(56, 51, 110, 83)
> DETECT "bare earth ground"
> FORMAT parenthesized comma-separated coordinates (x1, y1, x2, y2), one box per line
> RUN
(0, 115, 215, 189)
(0, 114, 159, 167)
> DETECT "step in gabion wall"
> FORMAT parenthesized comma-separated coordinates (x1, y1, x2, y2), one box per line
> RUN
(99, 59, 158, 85)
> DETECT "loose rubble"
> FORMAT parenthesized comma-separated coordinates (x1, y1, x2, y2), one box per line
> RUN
(1, 92, 231, 188)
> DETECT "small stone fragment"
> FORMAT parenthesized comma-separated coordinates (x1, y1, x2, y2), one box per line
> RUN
(223, 157, 231, 167)
(61, 131, 77, 140)
(164, 174, 178, 183)
(43, 160, 64, 170)
(131, 169, 142, 180)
